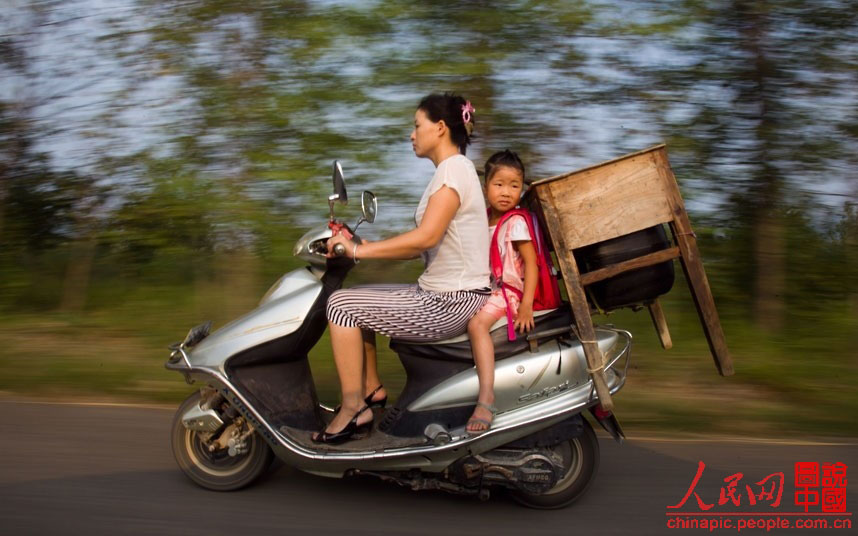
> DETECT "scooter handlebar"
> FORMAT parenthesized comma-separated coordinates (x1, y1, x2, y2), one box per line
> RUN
(332, 243, 346, 257)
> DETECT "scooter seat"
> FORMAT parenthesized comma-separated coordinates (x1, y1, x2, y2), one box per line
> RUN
(390, 306, 574, 363)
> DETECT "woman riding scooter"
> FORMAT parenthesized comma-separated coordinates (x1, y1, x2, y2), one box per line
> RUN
(317, 92, 491, 444)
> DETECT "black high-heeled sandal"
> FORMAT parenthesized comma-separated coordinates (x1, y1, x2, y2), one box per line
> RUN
(364, 384, 387, 409)
(334, 385, 387, 413)
(312, 404, 372, 445)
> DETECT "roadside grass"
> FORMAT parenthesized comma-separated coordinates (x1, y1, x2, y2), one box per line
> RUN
(1, 284, 855, 438)
(599, 299, 858, 438)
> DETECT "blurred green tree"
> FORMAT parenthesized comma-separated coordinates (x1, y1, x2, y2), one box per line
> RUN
(613, 0, 858, 333)
(0, 27, 103, 310)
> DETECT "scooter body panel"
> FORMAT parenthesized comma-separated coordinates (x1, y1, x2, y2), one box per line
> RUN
(407, 330, 618, 413)
(170, 327, 629, 477)
(188, 268, 323, 370)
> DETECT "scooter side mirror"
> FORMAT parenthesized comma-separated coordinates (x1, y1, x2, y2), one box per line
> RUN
(332, 160, 347, 203)
(361, 191, 377, 224)
(329, 160, 348, 221)
(353, 191, 377, 235)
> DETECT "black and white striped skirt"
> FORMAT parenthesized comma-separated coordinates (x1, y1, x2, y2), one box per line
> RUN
(326, 284, 490, 341)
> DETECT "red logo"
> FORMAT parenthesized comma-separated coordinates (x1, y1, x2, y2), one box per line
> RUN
(665, 461, 851, 531)
(795, 462, 848, 513)
(667, 461, 785, 511)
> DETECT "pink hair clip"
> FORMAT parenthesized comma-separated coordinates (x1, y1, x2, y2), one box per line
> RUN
(461, 101, 475, 124)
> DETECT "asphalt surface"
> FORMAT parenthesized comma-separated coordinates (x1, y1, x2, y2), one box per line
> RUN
(0, 400, 854, 536)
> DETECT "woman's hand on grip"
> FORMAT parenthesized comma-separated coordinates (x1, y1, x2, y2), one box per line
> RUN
(327, 234, 356, 258)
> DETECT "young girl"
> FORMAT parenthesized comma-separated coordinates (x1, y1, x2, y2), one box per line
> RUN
(466, 150, 538, 435)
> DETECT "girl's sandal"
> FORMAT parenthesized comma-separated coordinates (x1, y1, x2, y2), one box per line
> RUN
(466, 401, 498, 436)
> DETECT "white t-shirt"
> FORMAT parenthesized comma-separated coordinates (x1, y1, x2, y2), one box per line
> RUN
(415, 154, 490, 292)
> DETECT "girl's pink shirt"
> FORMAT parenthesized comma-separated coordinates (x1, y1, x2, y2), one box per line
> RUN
(487, 213, 531, 316)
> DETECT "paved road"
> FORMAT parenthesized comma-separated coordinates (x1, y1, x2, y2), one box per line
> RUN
(0, 400, 854, 535)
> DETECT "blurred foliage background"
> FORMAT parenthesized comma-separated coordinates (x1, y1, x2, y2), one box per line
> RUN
(1, 0, 856, 437)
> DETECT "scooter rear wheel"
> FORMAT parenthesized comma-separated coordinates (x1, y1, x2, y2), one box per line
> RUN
(509, 418, 599, 509)
(171, 391, 274, 491)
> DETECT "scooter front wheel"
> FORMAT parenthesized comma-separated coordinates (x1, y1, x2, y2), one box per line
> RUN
(171, 391, 273, 491)
(509, 418, 600, 509)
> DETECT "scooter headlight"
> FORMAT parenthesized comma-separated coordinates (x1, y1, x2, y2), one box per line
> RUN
(293, 236, 309, 257)
(294, 224, 333, 266)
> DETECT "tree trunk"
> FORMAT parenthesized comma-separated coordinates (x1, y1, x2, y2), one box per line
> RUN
(0, 165, 7, 240)
(752, 208, 785, 331)
(59, 237, 97, 312)
(736, 0, 786, 332)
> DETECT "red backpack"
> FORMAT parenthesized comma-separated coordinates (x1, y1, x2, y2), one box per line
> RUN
(489, 208, 562, 341)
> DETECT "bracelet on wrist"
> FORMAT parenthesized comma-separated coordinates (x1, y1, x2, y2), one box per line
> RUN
(353, 243, 360, 264)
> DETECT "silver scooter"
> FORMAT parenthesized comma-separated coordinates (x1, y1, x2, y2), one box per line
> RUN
(166, 161, 632, 509)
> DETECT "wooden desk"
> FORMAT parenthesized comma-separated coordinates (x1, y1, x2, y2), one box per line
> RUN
(526, 145, 733, 411)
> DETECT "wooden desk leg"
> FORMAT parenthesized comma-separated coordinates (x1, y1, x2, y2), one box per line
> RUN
(647, 299, 673, 350)
(537, 189, 614, 411)
(564, 272, 614, 411)
(653, 150, 734, 376)
(672, 229, 734, 375)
